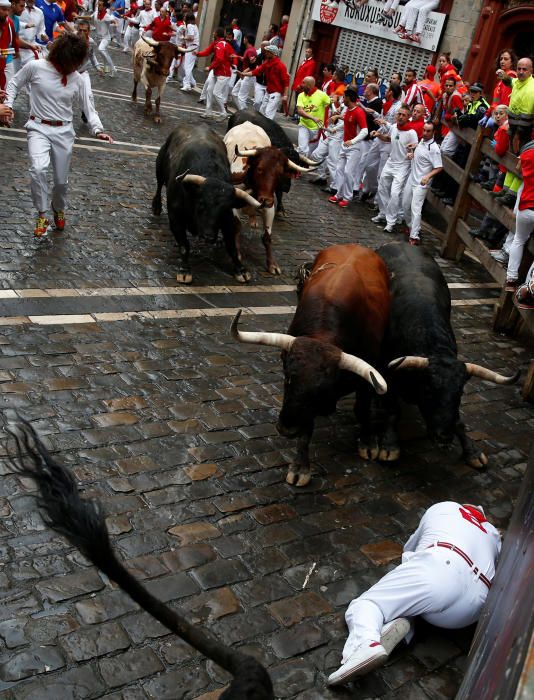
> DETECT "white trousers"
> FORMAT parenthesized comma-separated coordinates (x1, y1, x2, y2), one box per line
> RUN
(353, 139, 371, 193)
(254, 83, 266, 111)
(205, 74, 229, 116)
(383, 0, 401, 10)
(377, 160, 411, 226)
(310, 135, 329, 179)
(402, 178, 429, 239)
(98, 37, 115, 71)
(297, 125, 319, 156)
(260, 91, 281, 120)
(332, 142, 363, 201)
(224, 68, 238, 102)
(182, 50, 197, 89)
(123, 25, 139, 51)
(232, 75, 256, 110)
(79, 70, 96, 117)
(363, 139, 391, 194)
(200, 69, 212, 100)
(440, 130, 458, 157)
(507, 208, 534, 280)
(26, 121, 75, 214)
(342, 548, 489, 663)
(401, 0, 439, 33)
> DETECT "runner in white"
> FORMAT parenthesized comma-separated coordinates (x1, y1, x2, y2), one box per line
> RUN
(180, 10, 197, 91)
(4, 32, 112, 237)
(92, 0, 118, 76)
(328, 501, 501, 686)
(19, 0, 46, 66)
(371, 105, 418, 232)
(402, 120, 443, 244)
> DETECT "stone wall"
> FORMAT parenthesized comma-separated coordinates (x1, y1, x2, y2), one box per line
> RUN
(440, 0, 484, 65)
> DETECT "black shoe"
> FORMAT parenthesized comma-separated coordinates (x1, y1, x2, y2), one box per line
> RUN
(498, 193, 517, 208)
(442, 197, 454, 206)
(431, 189, 446, 197)
(321, 186, 336, 194)
(81, 111, 88, 123)
(491, 189, 507, 198)
(481, 180, 496, 191)
(469, 227, 492, 239)
(311, 177, 327, 185)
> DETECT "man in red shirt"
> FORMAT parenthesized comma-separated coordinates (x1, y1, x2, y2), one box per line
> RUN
(196, 26, 233, 120)
(0, 0, 18, 91)
(403, 68, 424, 109)
(328, 87, 368, 208)
(291, 45, 316, 94)
(144, 6, 174, 42)
(505, 141, 534, 292)
(231, 33, 257, 110)
(278, 14, 288, 47)
(439, 76, 464, 156)
(242, 43, 289, 119)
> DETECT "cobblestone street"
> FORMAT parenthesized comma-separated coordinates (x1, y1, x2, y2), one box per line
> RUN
(0, 47, 532, 700)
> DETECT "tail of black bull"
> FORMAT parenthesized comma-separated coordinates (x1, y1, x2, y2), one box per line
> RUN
(5, 420, 274, 700)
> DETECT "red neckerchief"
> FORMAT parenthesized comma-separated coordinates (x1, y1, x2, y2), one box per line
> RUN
(305, 86, 317, 96)
(383, 98, 393, 115)
(397, 121, 415, 132)
(97, 8, 107, 19)
(462, 505, 488, 524)
(49, 58, 70, 86)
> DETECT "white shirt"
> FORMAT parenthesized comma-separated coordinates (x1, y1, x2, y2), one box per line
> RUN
(232, 26, 242, 47)
(387, 124, 418, 165)
(138, 8, 156, 31)
(5, 59, 104, 135)
(93, 9, 115, 39)
(79, 36, 100, 73)
(404, 501, 501, 580)
(410, 137, 442, 184)
(185, 21, 198, 48)
(19, 6, 45, 44)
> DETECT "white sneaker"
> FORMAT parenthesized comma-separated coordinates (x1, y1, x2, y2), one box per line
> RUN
(384, 224, 394, 233)
(327, 641, 388, 686)
(200, 112, 211, 119)
(490, 249, 508, 264)
(180, 86, 192, 92)
(380, 618, 411, 654)
(371, 214, 385, 224)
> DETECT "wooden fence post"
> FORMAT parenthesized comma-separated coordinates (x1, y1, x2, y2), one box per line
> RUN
(441, 127, 485, 261)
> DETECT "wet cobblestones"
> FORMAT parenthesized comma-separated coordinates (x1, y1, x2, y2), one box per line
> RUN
(0, 46, 532, 699)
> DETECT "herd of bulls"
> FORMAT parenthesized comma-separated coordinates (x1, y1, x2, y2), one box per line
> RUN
(4, 107, 521, 697)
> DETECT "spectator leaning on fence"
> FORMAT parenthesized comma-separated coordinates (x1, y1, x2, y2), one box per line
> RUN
(503, 140, 534, 294)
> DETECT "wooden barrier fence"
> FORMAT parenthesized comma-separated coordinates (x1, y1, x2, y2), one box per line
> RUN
(423, 124, 534, 402)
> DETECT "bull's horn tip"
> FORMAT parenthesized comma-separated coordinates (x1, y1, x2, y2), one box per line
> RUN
(370, 371, 387, 395)
(388, 357, 406, 370)
(230, 309, 243, 337)
(507, 369, 521, 384)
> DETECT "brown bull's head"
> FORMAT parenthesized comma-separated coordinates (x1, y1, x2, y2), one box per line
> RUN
(236, 145, 318, 208)
(142, 36, 183, 77)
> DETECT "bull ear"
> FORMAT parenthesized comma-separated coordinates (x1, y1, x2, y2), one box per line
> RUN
(388, 356, 429, 371)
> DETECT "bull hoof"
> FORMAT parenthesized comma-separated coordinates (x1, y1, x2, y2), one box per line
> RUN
(276, 209, 288, 219)
(286, 467, 311, 487)
(176, 272, 193, 284)
(234, 270, 251, 284)
(378, 447, 400, 462)
(154, 116, 161, 124)
(466, 452, 488, 469)
(268, 263, 282, 275)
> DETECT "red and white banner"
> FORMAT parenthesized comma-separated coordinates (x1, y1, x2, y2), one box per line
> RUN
(312, 0, 446, 52)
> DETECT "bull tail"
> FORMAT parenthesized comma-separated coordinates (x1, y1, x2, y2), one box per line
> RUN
(294, 262, 314, 299)
(6, 420, 273, 697)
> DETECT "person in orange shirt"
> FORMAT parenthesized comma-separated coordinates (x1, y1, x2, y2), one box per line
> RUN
(418, 64, 441, 118)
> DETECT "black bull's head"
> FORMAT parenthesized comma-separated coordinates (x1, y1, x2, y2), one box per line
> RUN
(388, 355, 520, 445)
(231, 310, 387, 437)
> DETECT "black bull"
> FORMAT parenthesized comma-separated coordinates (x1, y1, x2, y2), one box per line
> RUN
(152, 125, 262, 284)
(377, 242, 519, 468)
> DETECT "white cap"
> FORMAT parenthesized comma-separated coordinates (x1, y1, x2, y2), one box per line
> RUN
(0, 0, 12, 7)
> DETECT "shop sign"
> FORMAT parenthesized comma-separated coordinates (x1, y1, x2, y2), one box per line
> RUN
(313, 0, 446, 52)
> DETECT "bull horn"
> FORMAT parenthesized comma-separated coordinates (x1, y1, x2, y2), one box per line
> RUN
(182, 174, 206, 186)
(299, 152, 322, 166)
(235, 144, 258, 158)
(234, 187, 262, 208)
(464, 363, 520, 385)
(339, 352, 387, 395)
(287, 158, 318, 173)
(176, 45, 195, 53)
(175, 169, 190, 182)
(141, 35, 159, 47)
(230, 309, 296, 351)
(389, 356, 429, 370)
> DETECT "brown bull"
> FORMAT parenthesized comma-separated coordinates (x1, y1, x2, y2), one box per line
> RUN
(231, 244, 391, 486)
(224, 122, 317, 275)
(132, 36, 190, 123)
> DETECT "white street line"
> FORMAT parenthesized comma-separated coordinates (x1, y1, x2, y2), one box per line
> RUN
(92, 87, 207, 115)
(4, 127, 161, 151)
(0, 133, 155, 156)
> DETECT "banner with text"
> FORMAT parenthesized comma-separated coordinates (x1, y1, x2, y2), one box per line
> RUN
(312, 0, 446, 53)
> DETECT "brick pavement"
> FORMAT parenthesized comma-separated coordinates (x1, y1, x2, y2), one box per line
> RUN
(0, 46, 532, 699)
